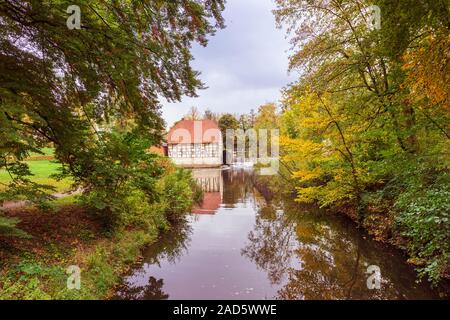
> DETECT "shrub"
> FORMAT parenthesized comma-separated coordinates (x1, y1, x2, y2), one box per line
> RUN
(65, 129, 200, 232)
(395, 183, 450, 284)
(158, 168, 197, 220)
(67, 130, 163, 231)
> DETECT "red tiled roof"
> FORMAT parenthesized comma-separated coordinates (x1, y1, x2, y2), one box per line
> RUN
(167, 119, 221, 144)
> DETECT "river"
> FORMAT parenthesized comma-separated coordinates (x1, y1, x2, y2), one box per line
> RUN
(114, 168, 447, 300)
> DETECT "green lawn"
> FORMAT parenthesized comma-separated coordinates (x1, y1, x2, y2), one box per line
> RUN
(0, 149, 72, 193)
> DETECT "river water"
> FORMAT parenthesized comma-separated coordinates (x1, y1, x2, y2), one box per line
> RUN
(114, 168, 447, 300)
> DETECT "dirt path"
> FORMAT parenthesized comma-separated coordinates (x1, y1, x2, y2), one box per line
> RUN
(1, 189, 82, 210)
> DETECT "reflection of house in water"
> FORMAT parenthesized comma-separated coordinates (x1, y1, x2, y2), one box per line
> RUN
(191, 169, 223, 215)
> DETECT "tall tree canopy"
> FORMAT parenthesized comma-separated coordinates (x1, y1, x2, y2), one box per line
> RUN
(184, 106, 202, 120)
(275, 0, 449, 282)
(0, 0, 225, 203)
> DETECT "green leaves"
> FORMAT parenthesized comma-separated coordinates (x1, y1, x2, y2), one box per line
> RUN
(395, 172, 450, 284)
(276, 0, 449, 282)
(0, 0, 225, 210)
(0, 1, 224, 237)
(159, 168, 195, 218)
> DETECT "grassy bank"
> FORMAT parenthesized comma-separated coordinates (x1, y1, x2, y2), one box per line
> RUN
(0, 165, 199, 299)
(0, 204, 158, 299)
(0, 148, 72, 193)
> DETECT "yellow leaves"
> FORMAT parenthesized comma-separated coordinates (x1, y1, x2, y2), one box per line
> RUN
(281, 134, 323, 151)
(281, 92, 333, 131)
(293, 167, 323, 182)
(302, 116, 327, 130)
(331, 167, 349, 183)
(253, 103, 279, 130)
(295, 182, 353, 206)
(295, 186, 321, 204)
(280, 87, 365, 207)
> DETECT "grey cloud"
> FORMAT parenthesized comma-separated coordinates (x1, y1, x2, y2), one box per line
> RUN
(162, 0, 297, 126)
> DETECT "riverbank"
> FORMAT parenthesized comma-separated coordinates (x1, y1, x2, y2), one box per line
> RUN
(0, 166, 200, 299)
(115, 168, 448, 299)
(254, 173, 450, 286)
(0, 203, 161, 299)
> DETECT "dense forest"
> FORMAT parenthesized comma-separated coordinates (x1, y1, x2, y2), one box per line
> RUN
(269, 0, 448, 284)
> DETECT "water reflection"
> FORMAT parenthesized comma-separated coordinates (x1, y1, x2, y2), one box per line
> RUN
(114, 169, 447, 300)
(192, 169, 223, 214)
(244, 198, 444, 299)
(222, 168, 255, 207)
(114, 218, 192, 300)
(117, 276, 169, 300)
(241, 208, 295, 285)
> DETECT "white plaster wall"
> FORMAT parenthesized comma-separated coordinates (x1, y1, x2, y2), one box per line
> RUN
(169, 140, 223, 167)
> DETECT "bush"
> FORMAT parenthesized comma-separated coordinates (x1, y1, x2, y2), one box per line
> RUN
(64, 130, 199, 232)
(395, 183, 450, 284)
(158, 168, 198, 220)
(64, 130, 161, 231)
(0, 261, 64, 300)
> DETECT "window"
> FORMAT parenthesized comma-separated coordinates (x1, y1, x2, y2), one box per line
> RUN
(169, 143, 220, 158)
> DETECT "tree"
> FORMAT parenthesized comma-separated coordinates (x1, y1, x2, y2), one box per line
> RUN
(280, 91, 363, 214)
(203, 108, 219, 122)
(275, 0, 449, 282)
(0, 0, 225, 232)
(249, 108, 256, 128)
(218, 113, 239, 135)
(184, 106, 202, 120)
(254, 103, 279, 130)
(238, 114, 251, 131)
(217, 113, 239, 154)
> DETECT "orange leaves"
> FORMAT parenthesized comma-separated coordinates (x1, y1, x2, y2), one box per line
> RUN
(402, 33, 450, 109)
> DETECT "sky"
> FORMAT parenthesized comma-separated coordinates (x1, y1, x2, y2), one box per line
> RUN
(161, 0, 297, 127)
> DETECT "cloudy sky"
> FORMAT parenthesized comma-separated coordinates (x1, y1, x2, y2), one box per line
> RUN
(161, 0, 297, 127)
